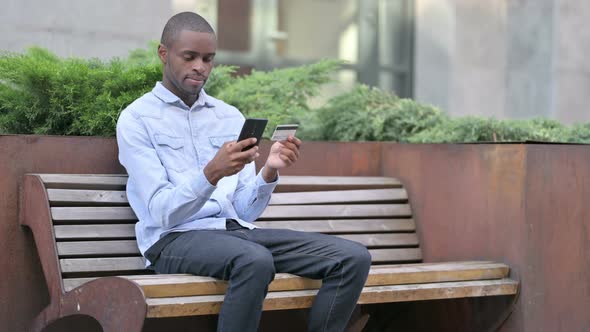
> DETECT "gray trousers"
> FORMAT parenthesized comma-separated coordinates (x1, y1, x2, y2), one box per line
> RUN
(149, 220, 371, 332)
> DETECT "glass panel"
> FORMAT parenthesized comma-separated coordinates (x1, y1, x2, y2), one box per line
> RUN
(276, 0, 358, 63)
(217, 0, 252, 52)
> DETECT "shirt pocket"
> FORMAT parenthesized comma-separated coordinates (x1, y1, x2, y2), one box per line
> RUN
(208, 135, 238, 148)
(154, 134, 188, 172)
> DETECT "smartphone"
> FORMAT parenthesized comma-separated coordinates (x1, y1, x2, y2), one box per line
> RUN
(271, 124, 299, 141)
(237, 118, 268, 151)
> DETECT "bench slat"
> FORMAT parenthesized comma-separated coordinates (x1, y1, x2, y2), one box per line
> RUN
(57, 240, 140, 256)
(38, 174, 128, 190)
(51, 207, 137, 221)
(51, 204, 411, 222)
(370, 248, 422, 263)
(55, 234, 419, 257)
(59, 247, 421, 273)
(260, 204, 412, 219)
(275, 176, 402, 192)
(60, 257, 147, 273)
(269, 189, 407, 205)
(54, 224, 136, 239)
(53, 219, 416, 240)
(256, 219, 416, 233)
(145, 278, 519, 317)
(47, 189, 129, 205)
(46, 188, 407, 206)
(60, 261, 499, 290)
(62, 261, 509, 294)
(37, 174, 401, 191)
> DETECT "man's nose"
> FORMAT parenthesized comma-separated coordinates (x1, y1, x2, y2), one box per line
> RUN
(192, 59, 205, 72)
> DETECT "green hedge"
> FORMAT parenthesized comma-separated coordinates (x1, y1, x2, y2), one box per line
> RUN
(1, 46, 589, 143)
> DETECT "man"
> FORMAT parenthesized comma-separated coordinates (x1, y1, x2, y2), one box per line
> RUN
(116, 11, 371, 332)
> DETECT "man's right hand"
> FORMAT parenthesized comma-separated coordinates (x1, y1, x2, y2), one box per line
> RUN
(203, 138, 260, 186)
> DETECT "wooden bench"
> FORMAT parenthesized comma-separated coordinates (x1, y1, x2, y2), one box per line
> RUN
(20, 174, 519, 331)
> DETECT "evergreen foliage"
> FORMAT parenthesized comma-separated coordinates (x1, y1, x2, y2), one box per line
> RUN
(1, 46, 589, 143)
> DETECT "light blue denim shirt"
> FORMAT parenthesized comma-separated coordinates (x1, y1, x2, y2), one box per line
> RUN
(116, 82, 278, 264)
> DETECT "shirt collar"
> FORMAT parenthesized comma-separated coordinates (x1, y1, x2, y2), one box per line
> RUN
(152, 82, 214, 109)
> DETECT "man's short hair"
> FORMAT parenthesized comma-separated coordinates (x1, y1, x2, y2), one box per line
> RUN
(161, 12, 215, 47)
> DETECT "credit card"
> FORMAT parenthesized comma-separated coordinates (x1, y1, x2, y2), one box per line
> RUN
(271, 124, 299, 141)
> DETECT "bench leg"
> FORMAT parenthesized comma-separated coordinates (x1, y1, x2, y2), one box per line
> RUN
(29, 305, 59, 332)
(346, 305, 370, 332)
(60, 277, 147, 332)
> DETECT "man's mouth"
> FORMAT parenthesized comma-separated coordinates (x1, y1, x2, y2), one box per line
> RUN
(186, 77, 205, 86)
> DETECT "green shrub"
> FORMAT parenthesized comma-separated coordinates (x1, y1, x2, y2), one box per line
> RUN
(409, 117, 574, 143)
(312, 84, 446, 142)
(1, 45, 589, 143)
(0, 46, 337, 137)
(0, 47, 161, 135)
(215, 59, 340, 137)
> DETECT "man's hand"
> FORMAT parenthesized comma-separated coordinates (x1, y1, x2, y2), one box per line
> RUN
(204, 138, 260, 186)
(262, 136, 301, 182)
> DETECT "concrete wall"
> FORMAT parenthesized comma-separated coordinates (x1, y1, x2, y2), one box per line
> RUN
(0, 0, 217, 59)
(0, 0, 170, 59)
(415, 0, 590, 124)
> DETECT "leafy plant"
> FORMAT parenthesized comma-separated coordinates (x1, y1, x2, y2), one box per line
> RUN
(312, 84, 446, 142)
(216, 59, 340, 137)
(1, 45, 589, 143)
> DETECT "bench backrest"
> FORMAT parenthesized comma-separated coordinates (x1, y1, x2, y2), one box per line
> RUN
(25, 174, 420, 293)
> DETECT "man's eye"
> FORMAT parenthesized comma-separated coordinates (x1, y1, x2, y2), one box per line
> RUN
(204, 56, 214, 63)
(184, 55, 194, 61)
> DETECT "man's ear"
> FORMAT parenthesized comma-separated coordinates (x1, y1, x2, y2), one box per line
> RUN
(157, 44, 168, 64)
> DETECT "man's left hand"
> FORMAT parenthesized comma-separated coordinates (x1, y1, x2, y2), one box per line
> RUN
(262, 136, 301, 182)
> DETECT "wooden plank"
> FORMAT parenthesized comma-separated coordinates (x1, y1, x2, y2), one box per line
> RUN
(37, 174, 128, 190)
(54, 224, 136, 240)
(60, 257, 147, 273)
(55, 233, 419, 258)
(145, 278, 519, 317)
(135, 262, 510, 298)
(275, 176, 402, 192)
(57, 240, 140, 257)
(255, 218, 416, 233)
(38, 174, 401, 191)
(56, 243, 423, 268)
(269, 189, 407, 205)
(47, 189, 128, 205)
(260, 204, 412, 219)
(62, 261, 507, 292)
(47, 188, 407, 206)
(338, 233, 418, 247)
(52, 220, 416, 240)
(369, 248, 422, 263)
(51, 207, 137, 221)
(53, 205, 413, 223)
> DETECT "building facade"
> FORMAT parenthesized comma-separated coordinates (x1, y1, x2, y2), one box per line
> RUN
(1, 0, 588, 123)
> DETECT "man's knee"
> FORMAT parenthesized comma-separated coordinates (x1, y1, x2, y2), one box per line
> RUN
(343, 242, 372, 276)
(233, 249, 276, 280)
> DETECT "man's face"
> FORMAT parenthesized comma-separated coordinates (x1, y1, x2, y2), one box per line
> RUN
(158, 30, 217, 104)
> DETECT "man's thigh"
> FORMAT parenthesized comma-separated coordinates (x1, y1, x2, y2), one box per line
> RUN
(153, 230, 270, 279)
(249, 228, 368, 278)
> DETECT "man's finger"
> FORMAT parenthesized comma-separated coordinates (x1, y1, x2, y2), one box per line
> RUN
(281, 141, 300, 159)
(234, 146, 259, 162)
(288, 136, 302, 148)
(234, 137, 258, 151)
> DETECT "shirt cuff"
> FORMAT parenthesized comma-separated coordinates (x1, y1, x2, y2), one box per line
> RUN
(256, 167, 279, 198)
(188, 169, 217, 199)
